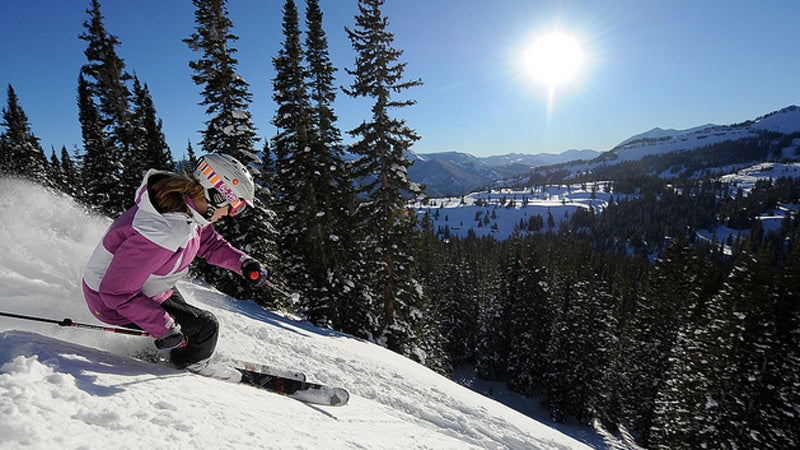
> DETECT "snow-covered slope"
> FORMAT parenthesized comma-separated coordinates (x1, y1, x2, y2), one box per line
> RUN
(608, 105, 800, 162)
(0, 178, 595, 449)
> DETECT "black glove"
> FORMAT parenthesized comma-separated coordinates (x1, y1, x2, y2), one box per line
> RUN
(242, 259, 269, 287)
(154, 325, 187, 350)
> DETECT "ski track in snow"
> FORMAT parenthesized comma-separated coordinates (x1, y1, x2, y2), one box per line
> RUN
(0, 177, 594, 449)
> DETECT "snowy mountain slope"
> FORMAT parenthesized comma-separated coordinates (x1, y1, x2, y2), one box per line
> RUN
(407, 106, 799, 197)
(0, 177, 595, 449)
(607, 105, 800, 162)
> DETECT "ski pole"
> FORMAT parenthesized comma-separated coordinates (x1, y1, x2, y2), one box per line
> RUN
(0, 311, 150, 336)
(265, 281, 301, 303)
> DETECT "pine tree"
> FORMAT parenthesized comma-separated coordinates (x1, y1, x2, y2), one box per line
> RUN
(475, 282, 508, 379)
(344, 0, 426, 354)
(0, 85, 51, 184)
(60, 146, 81, 198)
(504, 235, 551, 396)
(543, 245, 617, 423)
(270, 0, 317, 311)
(49, 149, 64, 189)
(270, 0, 368, 334)
(413, 213, 454, 373)
(433, 240, 474, 366)
(650, 253, 793, 449)
(471, 234, 507, 380)
(184, 0, 280, 307)
(78, 0, 136, 212)
(770, 244, 800, 447)
(607, 238, 705, 442)
(649, 279, 716, 449)
(78, 73, 120, 215)
(130, 75, 174, 171)
(701, 255, 788, 448)
(302, 0, 366, 335)
(183, 0, 258, 156)
(175, 140, 199, 174)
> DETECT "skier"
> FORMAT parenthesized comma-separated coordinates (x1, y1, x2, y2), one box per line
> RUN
(82, 153, 270, 376)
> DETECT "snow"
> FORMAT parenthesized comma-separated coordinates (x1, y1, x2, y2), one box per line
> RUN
(718, 161, 800, 196)
(0, 177, 594, 449)
(606, 106, 800, 163)
(412, 182, 614, 241)
(416, 161, 800, 246)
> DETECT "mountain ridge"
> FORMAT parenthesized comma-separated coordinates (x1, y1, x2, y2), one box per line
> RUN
(410, 105, 800, 196)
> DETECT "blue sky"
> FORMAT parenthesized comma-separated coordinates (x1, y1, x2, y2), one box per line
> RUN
(1, 0, 799, 159)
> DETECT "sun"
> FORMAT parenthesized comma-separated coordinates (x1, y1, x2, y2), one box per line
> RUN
(523, 31, 584, 92)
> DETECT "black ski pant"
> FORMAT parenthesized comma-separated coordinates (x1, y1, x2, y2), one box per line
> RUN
(159, 288, 219, 368)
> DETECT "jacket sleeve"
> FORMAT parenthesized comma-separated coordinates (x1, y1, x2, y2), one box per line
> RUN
(196, 225, 249, 274)
(98, 232, 176, 338)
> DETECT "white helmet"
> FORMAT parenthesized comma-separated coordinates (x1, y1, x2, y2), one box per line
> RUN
(193, 153, 255, 217)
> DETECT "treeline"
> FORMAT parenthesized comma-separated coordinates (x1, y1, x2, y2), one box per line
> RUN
(528, 132, 800, 187)
(418, 184, 800, 448)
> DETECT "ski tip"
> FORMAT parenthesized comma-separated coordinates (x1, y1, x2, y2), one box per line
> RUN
(329, 388, 350, 406)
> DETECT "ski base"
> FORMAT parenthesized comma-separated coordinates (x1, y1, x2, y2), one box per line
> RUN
(228, 358, 306, 381)
(236, 368, 350, 407)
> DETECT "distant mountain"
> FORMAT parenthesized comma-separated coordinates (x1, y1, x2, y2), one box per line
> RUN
(524, 105, 800, 183)
(408, 149, 600, 197)
(605, 105, 800, 163)
(481, 149, 600, 168)
(399, 105, 800, 197)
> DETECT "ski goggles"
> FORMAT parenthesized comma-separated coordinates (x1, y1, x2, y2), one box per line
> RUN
(197, 158, 249, 217)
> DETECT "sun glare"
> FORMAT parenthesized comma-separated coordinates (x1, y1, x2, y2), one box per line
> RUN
(523, 31, 584, 91)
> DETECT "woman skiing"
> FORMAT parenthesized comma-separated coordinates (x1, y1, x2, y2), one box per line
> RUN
(82, 153, 269, 374)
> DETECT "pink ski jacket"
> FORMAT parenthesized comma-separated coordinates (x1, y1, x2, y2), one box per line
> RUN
(82, 170, 248, 338)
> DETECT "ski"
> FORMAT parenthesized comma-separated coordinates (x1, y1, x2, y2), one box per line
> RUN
(227, 358, 306, 381)
(236, 367, 350, 406)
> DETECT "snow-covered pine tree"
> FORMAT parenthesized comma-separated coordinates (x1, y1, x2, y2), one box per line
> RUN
(605, 238, 705, 443)
(697, 254, 788, 448)
(270, 0, 318, 315)
(469, 233, 507, 380)
(184, 0, 280, 307)
(177, 139, 199, 174)
(59, 146, 82, 199)
(0, 85, 51, 185)
(130, 75, 174, 172)
(49, 149, 64, 189)
(650, 253, 788, 449)
(771, 243, 800, 448)
(648, 284, 716, 449)
(503, 235, 551, 396)
(77, 73, 121, 215)
(78, 0, 136, 213)
(344, 0, 426, 355)
(475, 288, 508, 380)
(412, 213, 452, 374)
(427, 237, 472, 367)
(544, 245, 617, 423)
(302, 0, 370, 336)
(184, 0, 258, 157)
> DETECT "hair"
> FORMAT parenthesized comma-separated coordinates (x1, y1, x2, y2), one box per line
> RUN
(148, 173, 205, 214)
